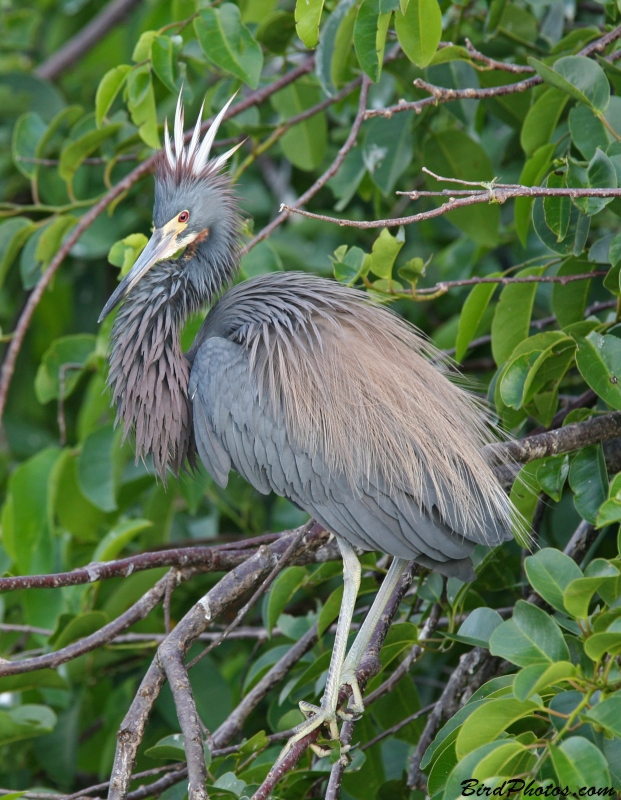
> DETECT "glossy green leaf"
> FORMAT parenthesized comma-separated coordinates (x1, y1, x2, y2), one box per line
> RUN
(368, 227, 404, 280)
(536, 455, 570, 502)
(491, 266, 544, 365)
(455, 698, 539, 758)
(532, 195, 590, 256)
(95, 65, 131, 127)
(271, 81, 327, 172)
(575, 332, 621, 409)
(529, 55, 610, 113)
(568, 148, 617, 216)
(354, 0, 391, 82)
(569, 104, 609, 160)
(0, 218, 35, 291)
(552, 258, 595, 329)
(363, 112, 413, 196)
(394, 0, 442, 68)
(316, 0, 358, 95)
(515, 143, 556, 246)
(195, 5, 263, 89)
(453, 607, 503, 647)
(51, 611, 108, 650)
(126, 67, 159, 149)
(569, 444, 608, 525)
(318, 585, 343, 636)
(151, 36, 179, 94)
(92, 519, 152, 562)
(265, 566, 308, 633)
(508, 461, 539, 544)
(582, 691, 621, 736)
(525, 548, 582, 612)
(108, 233, 149, 277)
(58, 125, 121, 185)
(145, 733, 186, 761)
(295, 0, 324, 48)
(489, 600, 570, 667)
(77, 425, 120, 513)
(0, 706, 56, 746)
(12, 112, 46, 179)
(520, 89, 568, 157)
(35, 333, 97, 404)
(256, 11, 296, 54)
(550, 737, 611, 790)
(544, 171, 571, 241)
(454, 277, 499, 362)
(513, 661, 576, 702)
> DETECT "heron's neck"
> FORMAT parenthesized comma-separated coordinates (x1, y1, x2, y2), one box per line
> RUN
(106, 260, 215, 479)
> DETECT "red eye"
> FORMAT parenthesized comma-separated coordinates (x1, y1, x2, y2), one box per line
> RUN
(178, 211, 189, 223)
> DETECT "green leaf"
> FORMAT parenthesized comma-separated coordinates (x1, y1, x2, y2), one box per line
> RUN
(550, 737, 611, 790)
(489, 600, 570, 667)
(58, 125, 121, 186)
(195, 5, 264, 89)
(0, 705, 56, 746)
(563, 560, 619, 619)
(491, 266, 544, 365)
(20, 216, 77, 291)
(532, 195, 590, 256)
(152, 36, 179, 94)
(544, 171, 571, 241)
(331, 245, 368, 284)
(569, 444, 608, 524)
(525, 548, 582, 612)
(92, 519, 153, 562)
(582, 691, 621, 737)
(132, 31, 158, 62)
(265, 566, 308, 633)
(51, 611, 108, 650)
(536, 455, 570, 502)
(569, 104, 609, 160)
(0, 218, 35, 291)
(34, 333, 97, 404)
(515, 144, 556, 246)
(12, 112, 46, 179)
(108, 233, 149, 277)
(77, 425, 120, 513)
(145, 733, 186, 761)
(455, 698, 539, 758)
(568, 148, 617, 216)
(318, 585, 343, 636)
(95, 65, 131, 127)
(394, 0, 442, 68)
(3, 448, 60, 574)
(369, 227, 404, 280)
(454, 279, 499, 362)
(423, 131, 500, 247)
(513, 661, 576, 702)
(316, 0, 358, 96)
(256, 11, 296, 55)
(363, 113, 413, 196)
(575, 331, 621, 409)
(353, 0, 391, 83)
(295, 0, 325, 48)
(520, 89, 568, 157)
(509, 461, 540, 544)
(126, 67, 159, 149)
(271, 81, 327, 172)
(453, 607, 503, 647)
(529, 55, 610, 113)
(553, 258, 595, 329)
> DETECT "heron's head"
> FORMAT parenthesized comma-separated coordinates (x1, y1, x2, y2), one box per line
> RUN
(99, 93, 242, 322)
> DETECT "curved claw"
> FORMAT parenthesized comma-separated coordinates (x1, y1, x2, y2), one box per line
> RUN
(299, 699, 322, 719)
(278, 703, 341, 761)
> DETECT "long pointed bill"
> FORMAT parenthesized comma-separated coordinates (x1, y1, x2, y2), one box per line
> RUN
(98, 227, 178, 322)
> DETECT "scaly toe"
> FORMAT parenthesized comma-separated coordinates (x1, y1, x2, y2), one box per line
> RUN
(299, 700, 322, 719)
(278, 705, 340, 761)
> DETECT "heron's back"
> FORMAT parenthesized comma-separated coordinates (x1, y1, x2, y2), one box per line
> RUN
(188, 272, 514, 580)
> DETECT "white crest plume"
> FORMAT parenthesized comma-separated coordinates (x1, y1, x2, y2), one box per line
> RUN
(163, 90, 243, 175)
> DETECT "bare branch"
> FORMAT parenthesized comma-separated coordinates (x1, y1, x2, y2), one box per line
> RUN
(464, 38, 534, 73)
(365, 22, 621, 120)
(35, 0, 142, 81)
(244, 75, 371, 253)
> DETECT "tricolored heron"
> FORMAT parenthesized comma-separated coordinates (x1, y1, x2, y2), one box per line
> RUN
(99, 93, 515, 760)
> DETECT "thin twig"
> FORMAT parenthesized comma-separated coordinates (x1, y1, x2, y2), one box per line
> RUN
(464, 38, 534, 73)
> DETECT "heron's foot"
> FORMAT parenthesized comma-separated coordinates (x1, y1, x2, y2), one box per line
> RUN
(278, 701, 341, 761)
(340, 665, 365, 716)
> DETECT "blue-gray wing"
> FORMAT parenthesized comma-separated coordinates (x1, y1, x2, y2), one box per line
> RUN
(189, 337, 499, 581)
